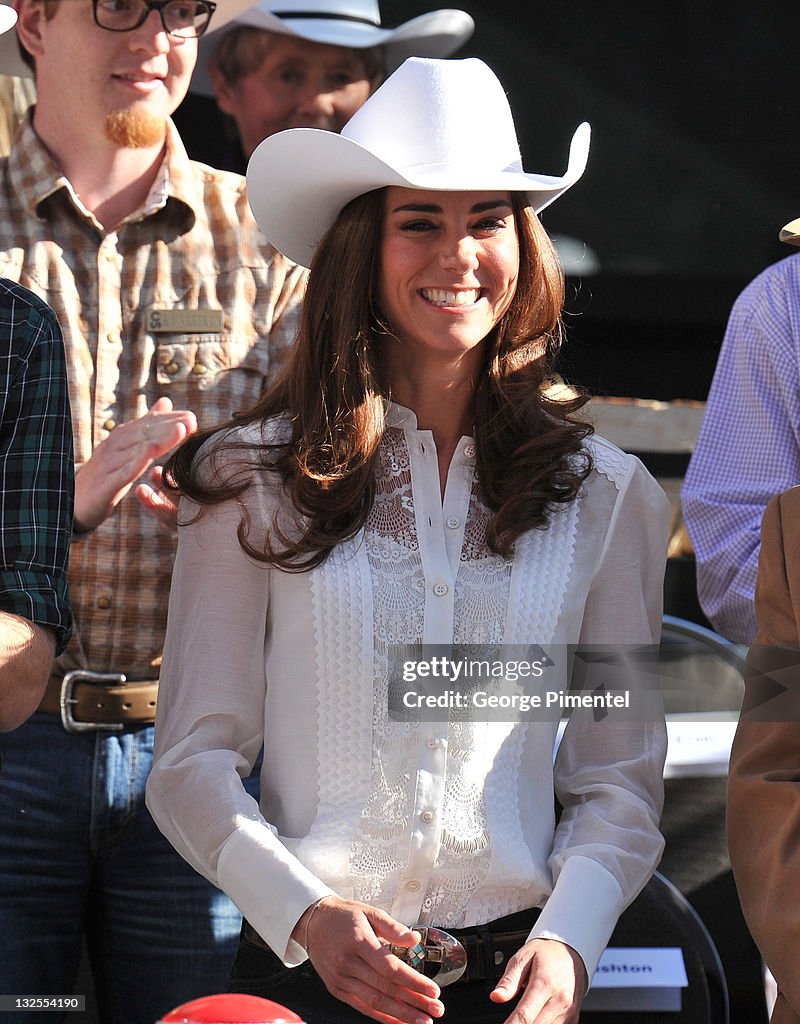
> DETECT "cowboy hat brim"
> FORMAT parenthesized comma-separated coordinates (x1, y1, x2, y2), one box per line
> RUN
(0, 2, 26, 79)
(780, 218, 800, 247)
(191, 7, 474, 95)
(0, 4, 15, 35)
(247, 121, 591, 269)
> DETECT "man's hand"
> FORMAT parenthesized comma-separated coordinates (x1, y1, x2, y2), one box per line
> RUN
(0, 614, 55, 731)
(293, 896, 444, 1024)
(74, 397, 196, 532)
(489, 938, 587, 1024)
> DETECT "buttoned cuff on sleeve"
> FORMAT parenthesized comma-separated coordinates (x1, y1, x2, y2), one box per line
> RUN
(216, 822, 337, 966)
(526, 855, 624, 983)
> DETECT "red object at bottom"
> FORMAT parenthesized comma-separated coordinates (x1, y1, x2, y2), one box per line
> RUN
(158, 993, 305, 1023)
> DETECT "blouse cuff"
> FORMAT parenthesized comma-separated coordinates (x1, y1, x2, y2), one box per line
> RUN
(527, 855, 624, 983)
(217, 824, 337, 966)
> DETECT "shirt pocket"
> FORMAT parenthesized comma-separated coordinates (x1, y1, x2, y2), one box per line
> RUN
(145, 258, 274, 418)
(155, 335, 268, 389)
(153, 334, 271, 421)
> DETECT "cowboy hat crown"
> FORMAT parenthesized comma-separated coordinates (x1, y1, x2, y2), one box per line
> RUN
(247, 56, 591, 268)
(192, 0, 474, 96)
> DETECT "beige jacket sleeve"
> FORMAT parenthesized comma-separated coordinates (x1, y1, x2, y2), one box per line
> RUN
(728, 486, 800, 1024)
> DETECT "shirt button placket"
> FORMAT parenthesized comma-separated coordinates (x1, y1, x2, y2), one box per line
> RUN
(95, 233, 124, 446)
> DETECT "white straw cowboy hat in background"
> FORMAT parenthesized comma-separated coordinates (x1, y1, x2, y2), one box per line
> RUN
(780, 217, 800, 246)
(0, 0, 265, 81)
(246, 56, 591, 269)
(0, 2, 21, 77)
(191, 0, 474, 96)
(0, 3, 15, 36)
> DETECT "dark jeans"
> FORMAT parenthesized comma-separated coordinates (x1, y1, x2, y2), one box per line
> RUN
(231, 909, 539, 1024)
(0, 713, 260, 1024)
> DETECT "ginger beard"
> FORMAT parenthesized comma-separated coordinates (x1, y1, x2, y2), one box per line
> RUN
(104, 108, 166, 149)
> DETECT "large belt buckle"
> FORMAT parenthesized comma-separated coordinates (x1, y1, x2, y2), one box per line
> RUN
(391, 927, 467, 987)
(60, 669, 128, 734)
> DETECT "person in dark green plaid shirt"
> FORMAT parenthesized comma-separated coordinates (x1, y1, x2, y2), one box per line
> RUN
(0, 278, 73, 731)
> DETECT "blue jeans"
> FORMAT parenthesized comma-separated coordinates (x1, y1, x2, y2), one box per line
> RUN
(0, 712, 259, 1024)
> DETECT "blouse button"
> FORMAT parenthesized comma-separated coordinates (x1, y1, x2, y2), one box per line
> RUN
(102, 418, 116, 431)
(433, 583, 449, 597)
(426, 737, 439, 749)
(446, 516, 460, 529)
(96, 595, 112, 610)
(421, 811, 434, 824)
(406, 880, 421, 892)
(463, 443, 477, 458)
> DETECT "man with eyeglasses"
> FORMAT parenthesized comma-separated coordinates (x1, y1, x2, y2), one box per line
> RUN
(0, 1, 305, 1021)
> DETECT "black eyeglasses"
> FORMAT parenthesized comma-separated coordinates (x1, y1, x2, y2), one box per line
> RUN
(92, 0, 217, 39)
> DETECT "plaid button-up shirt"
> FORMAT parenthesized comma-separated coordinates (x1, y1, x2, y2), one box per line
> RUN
(0, 279, 73, 654)
(0, 114, 306, 678)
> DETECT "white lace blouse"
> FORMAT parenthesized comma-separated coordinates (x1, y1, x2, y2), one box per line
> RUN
(147, 403, 670, 981)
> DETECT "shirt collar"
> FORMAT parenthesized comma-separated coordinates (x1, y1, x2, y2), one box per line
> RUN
(9, 111, 198, 232)
(384, 401, 477, 447)
(385, 400, 420, 430)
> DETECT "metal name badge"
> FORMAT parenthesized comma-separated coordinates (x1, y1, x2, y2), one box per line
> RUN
(147, 309, 224, 334)
(390, 927, 468, 987)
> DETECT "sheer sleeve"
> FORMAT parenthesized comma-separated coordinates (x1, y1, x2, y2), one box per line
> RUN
(146, 459, 334, 964)
(531, 453, 669, 978)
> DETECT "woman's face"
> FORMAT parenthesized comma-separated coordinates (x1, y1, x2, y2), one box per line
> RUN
(378, 187, 520, 366)
(213, 33, 376, 158)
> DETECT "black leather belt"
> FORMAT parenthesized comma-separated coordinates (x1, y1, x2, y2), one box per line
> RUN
(242, 918, 535, 987)
(449, 927, 532, 982)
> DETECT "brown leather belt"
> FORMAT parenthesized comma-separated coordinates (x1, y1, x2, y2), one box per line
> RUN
(38, 669, 158, 733)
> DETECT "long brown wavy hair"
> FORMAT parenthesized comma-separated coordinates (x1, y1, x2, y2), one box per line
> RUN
(166, 188, 594, 570)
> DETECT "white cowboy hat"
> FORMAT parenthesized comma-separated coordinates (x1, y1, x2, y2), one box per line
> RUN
(247, 56, 591, 269)
(0, 2, 23, 79)
(0, 0, 261, 81)
(780, 218, 800, 247)
(0, 3, 15, 35)
(191, 0, 474, 96)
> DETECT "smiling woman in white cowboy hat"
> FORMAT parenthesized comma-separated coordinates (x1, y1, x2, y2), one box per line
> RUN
(192, 0, 473, 170)
(147, 57, 668, 1024)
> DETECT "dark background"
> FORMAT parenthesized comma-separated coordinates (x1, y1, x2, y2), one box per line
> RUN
(176, 0, 797, 403)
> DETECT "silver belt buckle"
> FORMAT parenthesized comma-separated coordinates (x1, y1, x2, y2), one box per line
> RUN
(60, 669, 128, 734)
(391, 926, 467, 987)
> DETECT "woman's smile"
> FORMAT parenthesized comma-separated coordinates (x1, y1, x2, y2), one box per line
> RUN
(419, 287, 484, 307)
(379, 186, 520, 365)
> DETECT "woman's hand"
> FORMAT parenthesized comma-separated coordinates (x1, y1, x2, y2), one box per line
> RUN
(489, 938, 587, 1024)
(135, 463, 180, 531)
(293, 896, 445, 1024)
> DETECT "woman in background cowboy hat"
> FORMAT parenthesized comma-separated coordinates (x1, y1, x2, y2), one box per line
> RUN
(193, 0, 473, 170)
(147, 57, 668, 1024)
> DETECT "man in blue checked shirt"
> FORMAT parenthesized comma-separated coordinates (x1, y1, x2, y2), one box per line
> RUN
(0, 277, 73, 730)
(683, 218, 800, 644)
